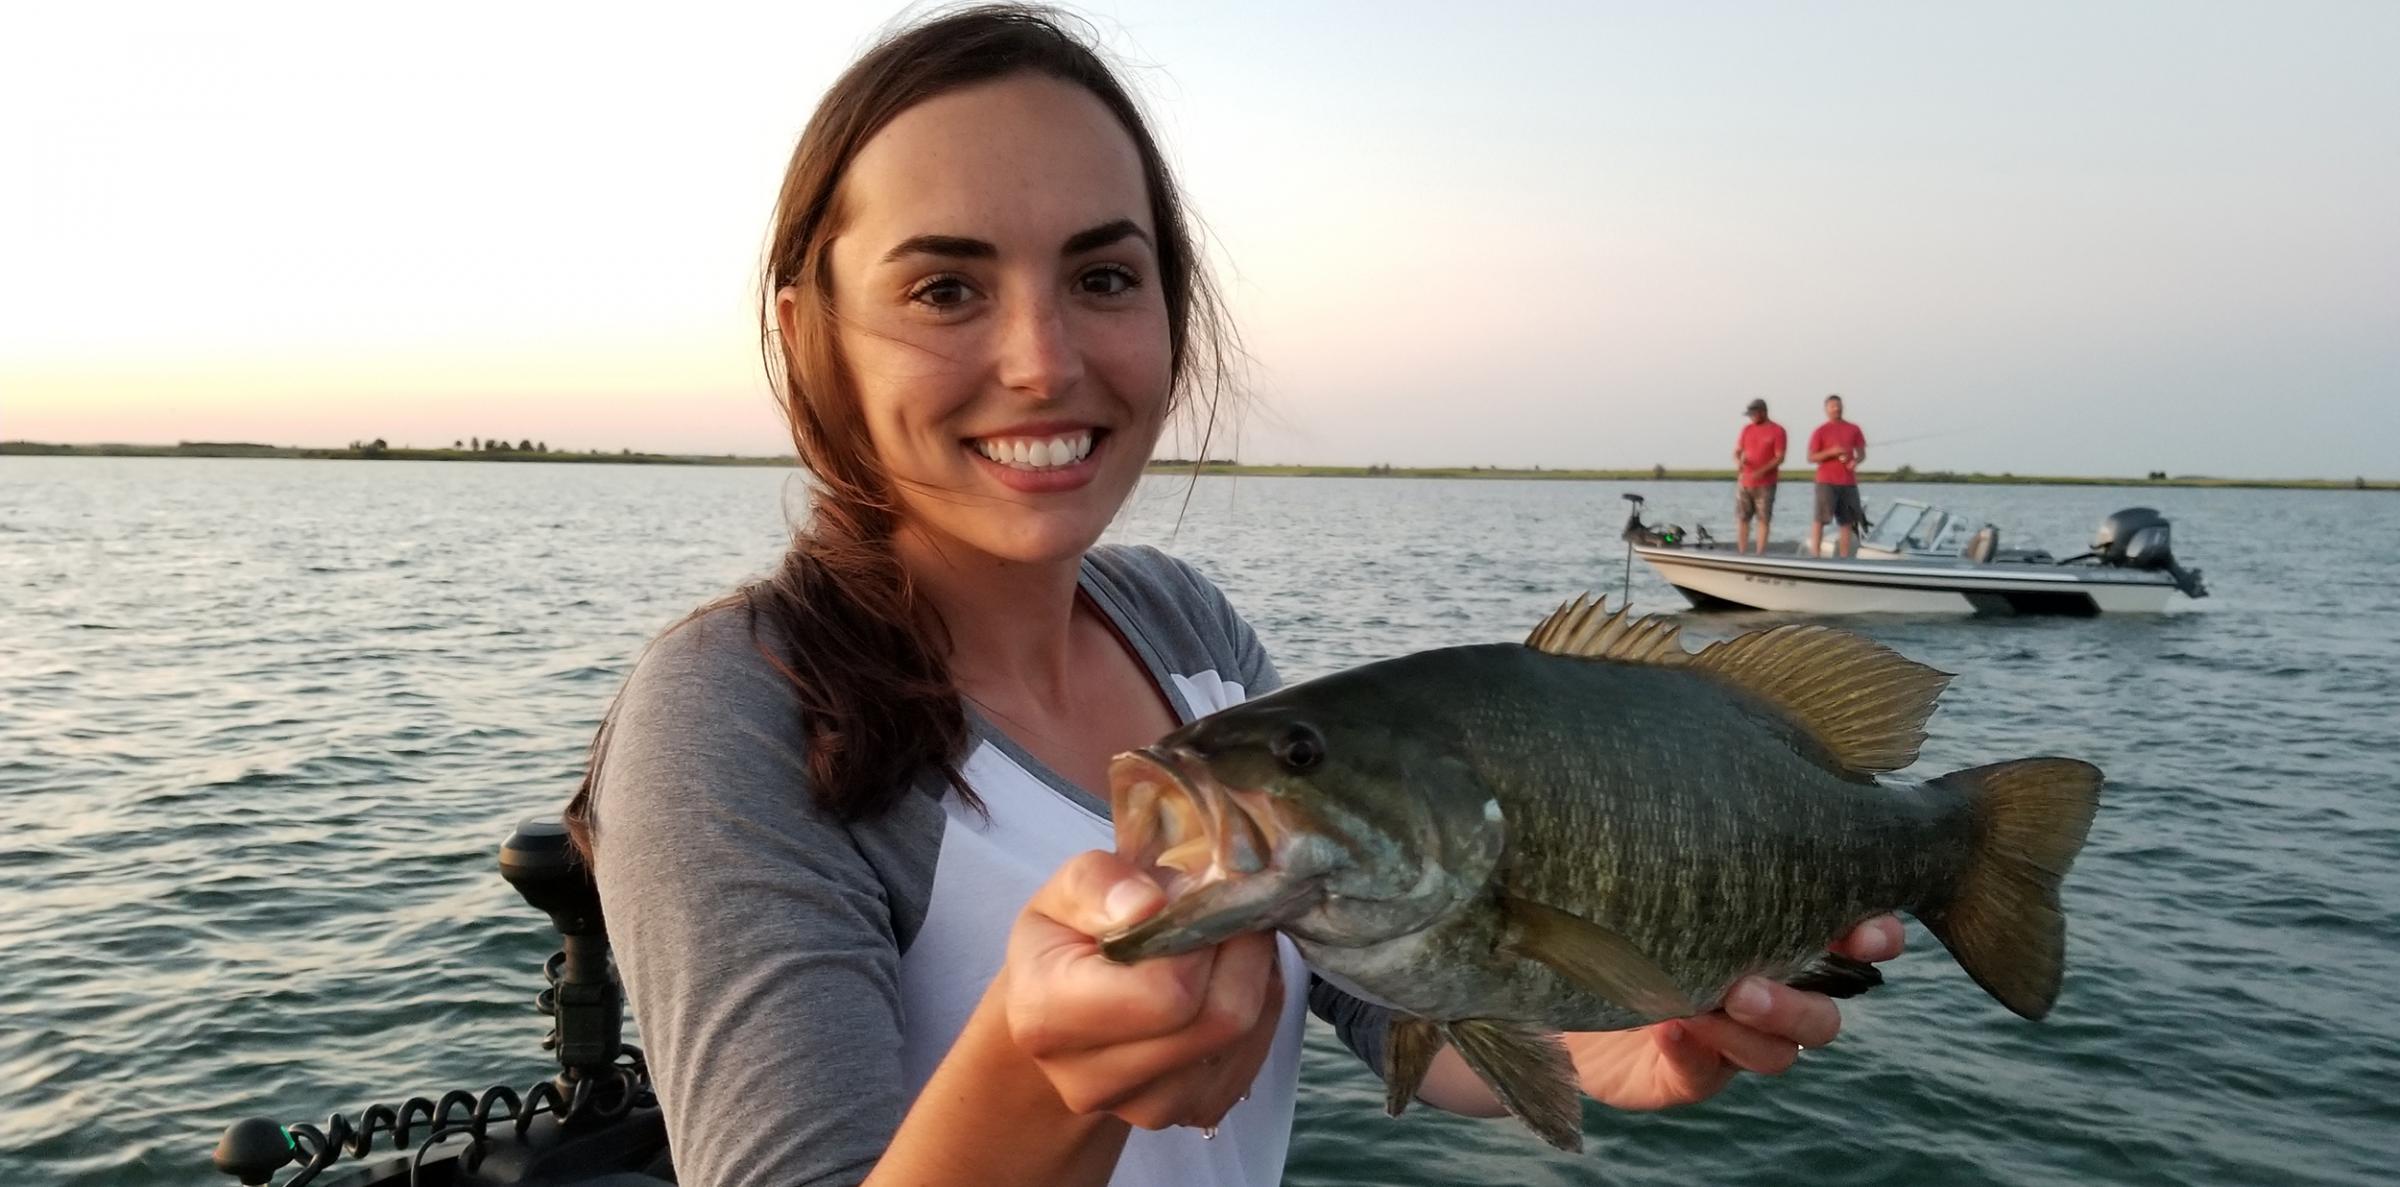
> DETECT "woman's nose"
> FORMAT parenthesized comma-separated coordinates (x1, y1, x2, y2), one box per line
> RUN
(994, 295, 1085, 400)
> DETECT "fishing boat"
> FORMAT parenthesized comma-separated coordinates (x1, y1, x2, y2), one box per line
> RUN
(1619, 494, 2208, 616)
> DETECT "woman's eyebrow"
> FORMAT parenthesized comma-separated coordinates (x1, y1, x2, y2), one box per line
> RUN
(878, 220, 1150, 264)
(1061, 218, 1151, 255)
(881, 234, 995, 263)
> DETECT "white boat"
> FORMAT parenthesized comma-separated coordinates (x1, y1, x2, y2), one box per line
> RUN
(1620, 494, 2208, 616)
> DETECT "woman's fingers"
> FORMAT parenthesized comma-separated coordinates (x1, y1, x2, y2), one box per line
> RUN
(1008, 851, 1216, 1058)
(1029, 932, 1277, 1108)
(1016, 850, 1164, 956)
(1832, 914, 1905, 963)
(1721, 976, 1842, 1050)
(1003, 852, 1287, 1128)
(1050, 935, 1285, 1126)
(1649, 1021, 1738, 1097)
(1676, 1011, 1802, 1076)
(1675, 976, 1846, 1076)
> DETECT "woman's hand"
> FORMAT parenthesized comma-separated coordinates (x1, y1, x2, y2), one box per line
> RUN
(1565, 915, 1905, 1111)
(1002, 851, 1282, 1132)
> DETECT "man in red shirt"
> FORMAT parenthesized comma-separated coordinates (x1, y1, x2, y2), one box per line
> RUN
(1808, 393, 1868, 557)
(1732, 398, 1785, 554)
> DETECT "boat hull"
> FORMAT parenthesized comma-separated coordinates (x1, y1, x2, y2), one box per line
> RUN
(1635, 546, 2179, 615)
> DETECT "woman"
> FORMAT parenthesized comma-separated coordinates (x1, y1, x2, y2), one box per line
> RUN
(566, 8, 1901, 1186)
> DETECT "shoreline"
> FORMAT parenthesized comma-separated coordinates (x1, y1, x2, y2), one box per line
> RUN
(1139, 462, 2392, 492)
(3, 442, 2388, 491)
(0, 441, 783, 467)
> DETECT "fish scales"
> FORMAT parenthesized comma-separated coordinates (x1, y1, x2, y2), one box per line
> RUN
(1434, 646, 1963, 1026)
(1098, 597, 2104, 1153)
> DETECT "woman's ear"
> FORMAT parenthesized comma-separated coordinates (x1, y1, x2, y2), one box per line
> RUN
(774, 284, 807, 352)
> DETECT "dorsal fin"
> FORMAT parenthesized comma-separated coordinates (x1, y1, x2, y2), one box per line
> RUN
(1523, 594, 1692, 665)
(1524, 595, 1953, 774)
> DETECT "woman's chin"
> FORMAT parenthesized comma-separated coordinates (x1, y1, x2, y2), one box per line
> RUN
(984, 516, 1117, 567)
(902, 503, 1116, 570)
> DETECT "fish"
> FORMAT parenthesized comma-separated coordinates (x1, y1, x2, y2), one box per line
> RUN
(1100, 596, 2103, 1152)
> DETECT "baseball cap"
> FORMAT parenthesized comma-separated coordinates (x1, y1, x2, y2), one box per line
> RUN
(1744, 399, 1768, 413)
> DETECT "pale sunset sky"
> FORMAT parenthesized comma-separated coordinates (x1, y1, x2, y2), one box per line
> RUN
(4, 1, 2394, 478)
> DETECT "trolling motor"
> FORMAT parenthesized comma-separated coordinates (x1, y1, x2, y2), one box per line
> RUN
(1617, 492, 1702, 606)
(1619, 492, 1683, 547)
(210, 816, 667, 1186)
(2064, 507, 2209, 598)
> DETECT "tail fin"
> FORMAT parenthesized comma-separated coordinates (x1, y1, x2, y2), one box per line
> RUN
(1918, 757, 2103, 1020)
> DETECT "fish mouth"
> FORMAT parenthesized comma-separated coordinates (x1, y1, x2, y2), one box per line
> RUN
(1099, 745, 1323, 963)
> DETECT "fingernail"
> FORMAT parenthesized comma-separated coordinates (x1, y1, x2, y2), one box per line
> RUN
(1103, 879, 1160, 928)
(1727, 980, 1772, 1019)
(1657, 1020, 1685, 1046)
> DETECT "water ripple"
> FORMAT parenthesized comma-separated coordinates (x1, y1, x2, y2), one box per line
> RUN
(3, 460, 2395, 1185)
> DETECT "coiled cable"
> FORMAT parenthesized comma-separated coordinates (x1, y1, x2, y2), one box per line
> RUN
(274, 1046, 647, 1187)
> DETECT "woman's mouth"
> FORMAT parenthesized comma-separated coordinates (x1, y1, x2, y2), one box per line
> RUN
(965, 427, 1107, 493)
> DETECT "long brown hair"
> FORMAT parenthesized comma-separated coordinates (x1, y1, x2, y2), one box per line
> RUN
(565, 5, 1232, 861)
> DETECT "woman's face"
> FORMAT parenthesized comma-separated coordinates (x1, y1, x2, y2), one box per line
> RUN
(807, 72, 1173, 569)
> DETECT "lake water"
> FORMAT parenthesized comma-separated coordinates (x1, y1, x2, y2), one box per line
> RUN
(2, 457, 2395, 1186)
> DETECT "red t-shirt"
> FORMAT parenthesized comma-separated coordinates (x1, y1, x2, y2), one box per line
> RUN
(1736, 422, 1786, 488)
(1810, 420, 1866, 484)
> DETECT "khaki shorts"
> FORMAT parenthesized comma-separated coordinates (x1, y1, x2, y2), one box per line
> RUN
(1735, 484, 1777, 522)
(1815, 483, 1864, 526)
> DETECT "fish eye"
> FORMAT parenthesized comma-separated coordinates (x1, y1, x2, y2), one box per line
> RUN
(1271, 723, 1325, 773)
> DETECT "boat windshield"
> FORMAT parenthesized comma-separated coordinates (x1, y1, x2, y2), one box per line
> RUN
(1904, 509, 1954, 551)
(1861, 501, 1926, 551)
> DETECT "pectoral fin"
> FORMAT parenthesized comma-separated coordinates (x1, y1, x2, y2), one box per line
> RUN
(1440, 1019, 1584, 1153)
(1383, 1014, 1445, 1118)
(1499, 894, 1694, 1022)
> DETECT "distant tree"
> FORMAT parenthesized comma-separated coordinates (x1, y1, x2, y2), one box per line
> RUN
(361, 438, 389, 458)
(453, 439, 463, 449)
(518, 438, 534, 452)
(2357, 477, 2368, 489)
(1651, 463, 1666, 479)
(621, 447, 632, 456)
(470, 436, 480, 450)
(1894, 464, 1917, 480)
(536, 441, 548, 453)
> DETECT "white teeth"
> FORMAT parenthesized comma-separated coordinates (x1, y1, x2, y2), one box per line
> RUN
(974, 431, 1094, 470)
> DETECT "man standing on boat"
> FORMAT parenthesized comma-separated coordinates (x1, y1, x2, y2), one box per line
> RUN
(1733, 398, 1785, 554)
(1808, 394, 1868, 557)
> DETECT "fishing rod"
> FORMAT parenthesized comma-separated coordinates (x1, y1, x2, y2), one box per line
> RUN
(1860, 423, 1988, 451)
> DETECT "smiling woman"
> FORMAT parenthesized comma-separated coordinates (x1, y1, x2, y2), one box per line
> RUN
(556, 7, 1897, 1187)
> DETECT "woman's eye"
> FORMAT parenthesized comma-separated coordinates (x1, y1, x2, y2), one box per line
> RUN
(909, 276, 973, 308)
(1077, 265, 1139, 297)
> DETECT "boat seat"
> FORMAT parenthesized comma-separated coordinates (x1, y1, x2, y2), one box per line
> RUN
(1965, 526, 1999, 563)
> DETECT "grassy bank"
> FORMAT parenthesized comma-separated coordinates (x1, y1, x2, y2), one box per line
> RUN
(1, 441, 791, 466)
(1140, 461, 2395, 492)
(5, 442, 2385, 490)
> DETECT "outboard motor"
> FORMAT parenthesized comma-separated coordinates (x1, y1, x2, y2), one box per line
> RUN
(2092, 507, 2208, 597)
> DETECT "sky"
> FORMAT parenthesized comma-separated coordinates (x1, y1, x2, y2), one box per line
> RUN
(4, 1, 2395, 479)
